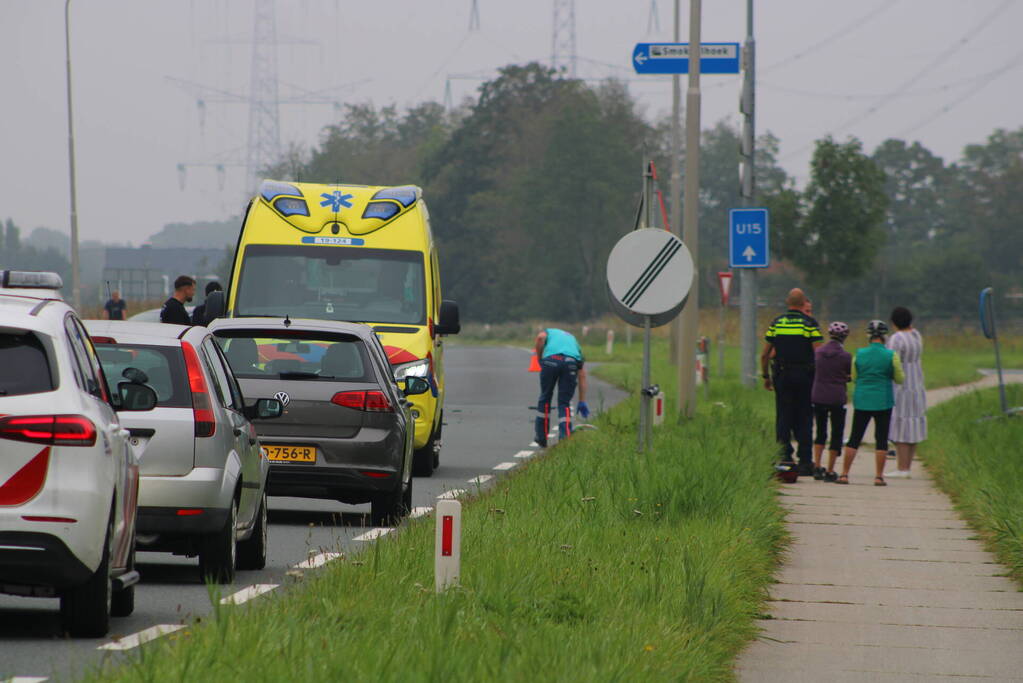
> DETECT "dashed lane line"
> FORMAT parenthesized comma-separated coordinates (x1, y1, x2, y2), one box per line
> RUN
(98, 624, 186, 651)
(467, 474, 493, 486)
(293, 551, 342, 570)
(354, 528, 392, 541)
(220, 583, 279, 605)
(437, 489, 465, 500)
(410, 506, 433, 518)
(514, 450, 535, 459)
(493, 462, 518, 471)
(4, 678, 48, 683)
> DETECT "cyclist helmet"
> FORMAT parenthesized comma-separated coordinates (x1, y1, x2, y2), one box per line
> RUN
(867, 320, 889, 338)
(827, 321, 850, 340)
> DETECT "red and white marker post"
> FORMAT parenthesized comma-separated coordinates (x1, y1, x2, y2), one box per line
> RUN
(435, 499, 461, 592)
(717, 271, 733, 377)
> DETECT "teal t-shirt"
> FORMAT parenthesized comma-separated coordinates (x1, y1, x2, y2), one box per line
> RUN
(852, 343, 896, 411)
(543, 328, 583, 361)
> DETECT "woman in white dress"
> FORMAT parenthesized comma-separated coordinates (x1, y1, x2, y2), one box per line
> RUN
(887, 306, 926, 477)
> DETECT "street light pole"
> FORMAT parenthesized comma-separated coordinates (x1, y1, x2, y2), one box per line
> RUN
(65, 0, 81, 311)
(668, 0, 682, 366)
(676, 0, 701, 417)
(739, 0, 757, 386)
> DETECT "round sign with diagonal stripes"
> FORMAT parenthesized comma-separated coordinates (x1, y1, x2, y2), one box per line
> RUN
(606, 228, 694, 327)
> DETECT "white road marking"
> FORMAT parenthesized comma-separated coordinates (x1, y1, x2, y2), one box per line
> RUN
(5, 678, 48, 683)
(98, 624, 185, 651)
(493, 462, 518, 471)
(410, 506, 433, 518)
(293, 551, 342, 569)
(513, 450, 535, 459)
(467, 474, 493, 486)
(354, 528, 392, 541)
(220, 583, 278, 605)
(437, 489, 465, 500)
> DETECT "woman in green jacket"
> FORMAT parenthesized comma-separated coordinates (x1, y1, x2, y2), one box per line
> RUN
(837, 320, 904, 486)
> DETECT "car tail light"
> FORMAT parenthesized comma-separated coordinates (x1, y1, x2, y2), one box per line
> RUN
(181, 342, 216, 437)
(0, 415, 97, 446)
(331, 390, 393, 413)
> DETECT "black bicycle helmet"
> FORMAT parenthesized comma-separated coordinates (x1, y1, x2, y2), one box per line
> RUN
(866, 319, 889, 338)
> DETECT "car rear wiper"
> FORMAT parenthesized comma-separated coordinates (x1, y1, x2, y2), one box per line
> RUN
(278, 371, 335, 380)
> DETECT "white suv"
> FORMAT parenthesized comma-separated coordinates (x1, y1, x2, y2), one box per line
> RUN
(0, 271, 158, 637)
(85, 321, 282, 583)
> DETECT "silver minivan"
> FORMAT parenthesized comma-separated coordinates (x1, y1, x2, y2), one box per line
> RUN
(85, 321, 282, 583)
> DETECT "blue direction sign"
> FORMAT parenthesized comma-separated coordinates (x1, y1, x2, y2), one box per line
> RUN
(729, 208, 769, 268)
(632, 42, 740, 75)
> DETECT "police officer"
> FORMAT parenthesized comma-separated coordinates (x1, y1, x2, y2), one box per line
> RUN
(761, 288, 823, 476)
(533, 327, 589, 447)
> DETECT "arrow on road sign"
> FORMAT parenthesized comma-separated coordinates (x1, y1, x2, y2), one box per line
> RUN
(742, 246, 756, 262)
(634, 53, 648, 66)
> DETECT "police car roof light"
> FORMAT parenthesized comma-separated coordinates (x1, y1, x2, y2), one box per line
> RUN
(371, 186, 418, 207)
(1, 270, 64, 290)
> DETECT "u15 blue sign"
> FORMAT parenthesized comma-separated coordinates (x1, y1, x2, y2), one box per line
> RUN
(729, 208, 769, 268)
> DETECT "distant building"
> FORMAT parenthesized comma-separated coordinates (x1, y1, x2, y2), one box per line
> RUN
(102, 245, 225, 301)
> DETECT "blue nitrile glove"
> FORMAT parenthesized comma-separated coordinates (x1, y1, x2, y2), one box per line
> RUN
(577, 401, 590, 418)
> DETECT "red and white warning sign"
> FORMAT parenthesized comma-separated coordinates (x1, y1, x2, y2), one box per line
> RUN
(717, 271, 733, 307)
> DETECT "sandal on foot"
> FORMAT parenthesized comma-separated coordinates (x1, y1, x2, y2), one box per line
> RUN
(836, 474, 849, 485)
(874, 477, 887, 487)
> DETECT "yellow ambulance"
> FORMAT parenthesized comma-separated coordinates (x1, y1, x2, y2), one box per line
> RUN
(223, 180, 460, 476)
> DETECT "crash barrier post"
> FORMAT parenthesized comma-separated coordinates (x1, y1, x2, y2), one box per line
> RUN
(435, 499, 461, 592)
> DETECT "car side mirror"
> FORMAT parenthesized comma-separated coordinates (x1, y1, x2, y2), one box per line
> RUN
(117, 383, 158, 411)
(403, 376, 431, 396)
(245, 398, 283, 420)
(203, 290, 226, 325)
(435, 299, 460, 336)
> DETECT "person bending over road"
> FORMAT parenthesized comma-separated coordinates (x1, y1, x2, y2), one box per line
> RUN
(533, 327, 588, 447)
(838, 320, 904, 486)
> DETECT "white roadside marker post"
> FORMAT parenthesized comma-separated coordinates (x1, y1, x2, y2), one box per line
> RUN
(435, 499, 461, 592)
(605, 329, 614, 356)
(653, 391, 666, 427)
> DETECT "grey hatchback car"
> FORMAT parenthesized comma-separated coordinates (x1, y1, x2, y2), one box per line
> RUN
(208, 318, 429, 525)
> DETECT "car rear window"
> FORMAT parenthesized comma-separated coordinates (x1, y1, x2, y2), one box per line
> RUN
(94, 344, 190, 408)
(213, 330, 372, 382)
(0, 332, 55, 396)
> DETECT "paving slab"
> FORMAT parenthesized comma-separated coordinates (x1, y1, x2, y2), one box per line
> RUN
(736, 375, 1023, 681)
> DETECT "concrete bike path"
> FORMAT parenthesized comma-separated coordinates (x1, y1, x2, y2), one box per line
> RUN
(737, 374, 1023, 682)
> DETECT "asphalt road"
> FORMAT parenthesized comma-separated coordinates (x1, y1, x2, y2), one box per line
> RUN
(0, 345, 625, 682)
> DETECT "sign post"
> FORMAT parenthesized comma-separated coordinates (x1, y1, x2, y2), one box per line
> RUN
(980, 287, 1010, 416)
(717, 271, 732, 377)
(607, 224, 694, 451)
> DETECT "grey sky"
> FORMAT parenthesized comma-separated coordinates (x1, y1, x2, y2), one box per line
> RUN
(3, 0, 1021, 246)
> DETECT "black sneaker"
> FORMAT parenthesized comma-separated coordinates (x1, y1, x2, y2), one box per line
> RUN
(797, 462, 815, 477)
(813, 466, 825, 480)
(824, 470, 839, 482)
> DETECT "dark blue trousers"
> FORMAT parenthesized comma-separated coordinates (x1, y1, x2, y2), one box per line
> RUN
(774, 367, 814, 466)
(534, 355, 579, 445)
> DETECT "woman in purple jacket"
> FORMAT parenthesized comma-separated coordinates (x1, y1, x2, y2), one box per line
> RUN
(811, 322, 852, 481)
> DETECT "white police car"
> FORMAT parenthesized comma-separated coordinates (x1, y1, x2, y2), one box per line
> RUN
(0, 271, 158, 637)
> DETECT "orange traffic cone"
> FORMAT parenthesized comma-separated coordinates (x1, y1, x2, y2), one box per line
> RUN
(528, 352, 541, 372)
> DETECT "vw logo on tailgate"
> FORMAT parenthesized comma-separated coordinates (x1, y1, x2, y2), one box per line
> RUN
(274, 391, 291, 407)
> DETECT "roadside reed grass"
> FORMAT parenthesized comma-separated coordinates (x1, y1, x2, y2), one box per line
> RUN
(921, 384, 1023, 586)
(87, 344, 785, 682)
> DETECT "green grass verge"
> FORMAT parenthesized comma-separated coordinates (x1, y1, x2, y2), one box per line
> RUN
(88, 342, 785, 682)
(921, 384, 1023, 586)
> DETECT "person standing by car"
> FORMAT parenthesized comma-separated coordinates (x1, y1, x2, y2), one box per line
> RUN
(838, 320, 904, 486)
(533, 328, 588, 447)
(104, 289, 127, 320)
(761, 288, 823, 476)
(161, 275, 195, 325)
(886, 306, 926, 478)
(191, 281, 222, 325)
(811, 322, 852, 481)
